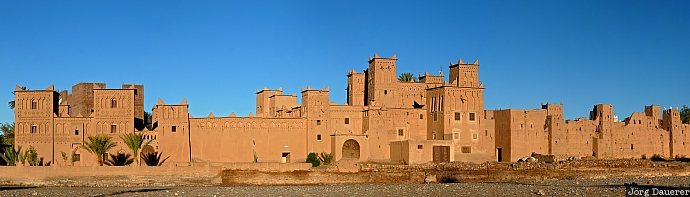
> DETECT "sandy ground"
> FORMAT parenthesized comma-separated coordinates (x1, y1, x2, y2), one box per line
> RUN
(2, 176, 689, 197)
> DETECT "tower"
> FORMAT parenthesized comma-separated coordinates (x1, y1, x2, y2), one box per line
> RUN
(256, 88, 283, 118)
(449, 59, 480, 88)
(301, 87, 331, 153)
(347, 69, 365, 106)
(366, 54, 397, 107)
(152, 98, 191, 164)
(14, 85, 59, 164)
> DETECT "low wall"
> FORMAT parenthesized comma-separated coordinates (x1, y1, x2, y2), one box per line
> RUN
(0, 162, 312, 187)
(222, 171, 426, 185)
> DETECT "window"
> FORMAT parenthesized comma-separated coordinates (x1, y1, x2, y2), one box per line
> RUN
(344, 118, 350, 125)
(31, 125, 37, 134)
(31, 100, 37, 109)
(472, 133, 478, 140)
(453, 132, 459, 140)
(384, 90, 388, 95)
(469, 112, 476, 121)
(171, 126, 177, 132)
(73, 154, 80, 162)
(461, 146, 472, 153)
(454, 112, 461, 121)
(432, 132, 436, 140)
(433, 113, 438, 121)
(317, 134, 322, 141)
(398, 129, 404, 136)
(417, 145, 423, 149)
(111, 124, 117, 133)
(74, 129, 79, 136)
(316, 120, 321, 125)
(111, 99, 117, 108)
(485, 130, 488, 136)
(419, 114, 423, 119)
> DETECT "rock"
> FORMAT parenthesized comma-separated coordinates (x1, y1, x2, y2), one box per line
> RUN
(535, 189, 545, 195)
(424, 174, 437, 183)
(526, 157, 538, 162)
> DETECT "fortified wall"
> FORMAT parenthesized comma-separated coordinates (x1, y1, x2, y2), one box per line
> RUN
(12, 54, 690, 166)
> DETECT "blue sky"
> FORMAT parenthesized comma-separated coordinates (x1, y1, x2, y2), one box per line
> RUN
(1, 1, 689, 122)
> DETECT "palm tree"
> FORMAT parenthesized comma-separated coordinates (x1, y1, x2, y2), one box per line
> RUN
(1, 146, 21, 166)
(8, 86, 27, 110)
(81, 135, 117, 166)
(120, 132, 150, 166)
(398, 72, 415, 83)
(141, 152, 169, 166)
(1, 123, 15, 146)
(105, 153, 134, 166)
(144, 111, 154, 130)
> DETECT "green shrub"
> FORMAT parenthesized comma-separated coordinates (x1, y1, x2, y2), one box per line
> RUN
(318, 152, 334, 165)
(25, 146, 39, 166)
(306, 152, 320, 167)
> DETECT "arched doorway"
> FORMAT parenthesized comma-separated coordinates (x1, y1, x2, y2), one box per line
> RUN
(141, 145, 155, 156)
(342, 139, 360, 159)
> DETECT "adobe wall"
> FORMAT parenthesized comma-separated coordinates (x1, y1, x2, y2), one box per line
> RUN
(390, 140, 453, 165)
(188, 117, 308, 164)
(363, 108, 426, 161)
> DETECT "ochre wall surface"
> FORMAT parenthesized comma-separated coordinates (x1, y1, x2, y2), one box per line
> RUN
(13, 54, 690, 166)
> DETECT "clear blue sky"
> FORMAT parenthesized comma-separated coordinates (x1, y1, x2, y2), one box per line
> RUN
(1, 1, 689, 122)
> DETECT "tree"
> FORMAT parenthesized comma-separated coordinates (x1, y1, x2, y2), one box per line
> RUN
(81, 135, 117, 166)
(306, 152, 320, 167)
(8, 86, 27, 110)
(144, 111, 153, 130)
(120, 132, 150, 166)
(397, 72, 415, 83)
(105, 153, 134, 166)
(318, 152, 334, 165)
(1, 146, 21, 166)
(681, 105, 690, 124)
(141, 152, 169, 166)
(0, 123, 14, 146)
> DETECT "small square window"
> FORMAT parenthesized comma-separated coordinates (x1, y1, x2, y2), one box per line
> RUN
(417, 145, 423, 149)
(454, 112, 461, 120)
(398, 129, 404, 136)
(172, 126, 177, 132)
(31, 125, 37, 134)
(316, 120, 321, 125)
(461, 146, 472, 153)
(73, 154, 80, 161)
(317, 134, 322, 141)
(111, 124, 117, 133)
(344, 118, 350, 125)
(453, 132, 459, 140)
(469, 112, 476, 121)
(74, 129, 79, 135)
(472, 133, 478, 140)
